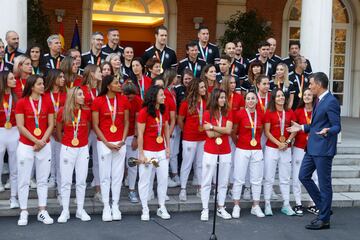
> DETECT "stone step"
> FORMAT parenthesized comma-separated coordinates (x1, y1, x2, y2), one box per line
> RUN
(333, 154, 360, 165)
(0, 192, 359, 217)
(1, 178, 360, 200)
(337, 144, 360, 154)
(332, 165, 360, 178)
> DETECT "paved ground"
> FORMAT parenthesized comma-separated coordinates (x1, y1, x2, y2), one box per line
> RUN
(0, 207, 359, 240)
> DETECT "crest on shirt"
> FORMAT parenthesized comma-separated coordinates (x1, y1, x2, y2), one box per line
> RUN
(235, 67, 239, 73)
(208, 49, 213, 54)
(197, 65, 201, 71)
(165, 53, 170, 59)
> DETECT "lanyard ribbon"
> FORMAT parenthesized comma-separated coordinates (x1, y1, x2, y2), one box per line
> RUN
(277, 110, 285, 137)
(106, 95, 117, 126)
(196, 98, 203, 127)
(155, 112, 163, 137)
(304, 108, 311, 124)
(29, 96, 42, 129)
(0, 60, 4, 71)
(155, 50, 165, 70)
(72, 109, 81, 138)
(3, 94, 12, 123)
(50, 91, 60, 113)
(246, 108, 257, 140)
(90, 87, 98, 100)
(188, 60, 198, 77)
(257, 92, 268, 113)
(138, 76, 145, 100)
(199, 44, 208, 62)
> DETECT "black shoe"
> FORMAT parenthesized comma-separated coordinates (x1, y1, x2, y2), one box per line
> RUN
(305, 219, 330, 230)
(307, 206, 319, 215)
(293, 205, 304, 216)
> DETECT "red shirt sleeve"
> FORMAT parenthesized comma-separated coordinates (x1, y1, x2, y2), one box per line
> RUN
(137, 108, 147, 123)
(15, 98, 25, 114)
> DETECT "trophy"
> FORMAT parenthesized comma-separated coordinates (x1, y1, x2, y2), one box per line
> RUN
(127, 157, 160, 168)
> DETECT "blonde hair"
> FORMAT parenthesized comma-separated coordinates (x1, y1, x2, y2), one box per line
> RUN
(63, 87, 82, 123)
(13, 55, 31, 77)
(274, 63, 290, 88)
(105, 53, 123, 80)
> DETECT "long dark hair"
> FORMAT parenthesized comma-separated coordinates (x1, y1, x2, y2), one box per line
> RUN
(248, 60, 264, 85)
(207, 88, 228, 117)
(268, 88, 289, 112)
(163, 69, 177, 88)
(186, 78, 207, 114)
(297, 88, 314, 109)
(143, 85, 165, 118)
(26, 44, 46, 75)
(44, 69, 65, 92)
(0, 71, 17, 103)
(98, 75, 115, 96)
(22, 74, 43, 98)
(200, 63, 218, 90)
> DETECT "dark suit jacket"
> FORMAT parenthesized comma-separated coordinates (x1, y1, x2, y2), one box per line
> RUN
(304, 92, 341, 157)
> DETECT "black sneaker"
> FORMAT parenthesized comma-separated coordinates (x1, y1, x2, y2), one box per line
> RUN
(307, 206, 319, 215)
(293, 205, 304, 216)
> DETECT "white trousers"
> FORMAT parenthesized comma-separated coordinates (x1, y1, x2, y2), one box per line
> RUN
(49, 136, 61, 193)
(292, 147, 319, 205)
(89, 131, 100, 186)
(97, 141, 126, 206)
(125, 136, 138, 190)
(228, 137, 236, 184)
(264, 146, 292, 205)
(17, 142, 51, 209)
(201, 152, 231, 209)
(60, 145, 89, 211)
(138, 150, 168, 209)
(0, 127, 19, 197)
(180, 140, 204, 189)
(169, 126, 181, 174)
(232, 149, 264, 201)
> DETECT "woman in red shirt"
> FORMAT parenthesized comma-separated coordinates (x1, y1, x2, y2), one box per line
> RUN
(92, 75, 129, 222)
(122, 82, 142, 203)
(200, 64, 218, 94)
(100, 61, 113, 78)
(131, 57, 151, 100)
(137, 85, 170, 221)
(292, 88, 319, 216)
(263, 88, 297, 216)
(60, 56, 82, 88)
(201, 88, 233, 221)
(178, 78, 207, 201)
(43, 69, 66, 194)
(231, 91, 265, 218)
(256, 74, 271, 149)
(0, 71, 20, 209)
(15, 75, 55, 226)
(81, 64, 102, 201)
(56, 87, 91, 223)
(13, 55, 32, 99)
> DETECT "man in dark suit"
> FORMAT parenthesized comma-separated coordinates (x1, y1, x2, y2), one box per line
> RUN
(287, 72, 341, 230)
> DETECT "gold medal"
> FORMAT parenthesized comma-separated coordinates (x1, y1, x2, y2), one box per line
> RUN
(279, 135, 286, 143)
(298, 93, 302, 98)
(198, 125, 204, 132)
(250, 139, 257, 147)
(110, 124, 117, 133)
(71, 138, 79, 146)
(34, 128, 42, 136)
(215, 137, 223, 145)
(156, 136, 164, 144)
(4, 121, 12, 129)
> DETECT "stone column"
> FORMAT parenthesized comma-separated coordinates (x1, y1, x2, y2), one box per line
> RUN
(0, 0, 27, 50)
(300, 0, 332, 75)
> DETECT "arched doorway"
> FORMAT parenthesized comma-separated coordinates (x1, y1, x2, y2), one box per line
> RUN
(282, 0, 353, 116)
(82, 0, 177, 57)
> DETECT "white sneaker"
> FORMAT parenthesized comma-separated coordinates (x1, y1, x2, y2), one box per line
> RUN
(57, 210, 70, 223)
(196, 188, 201, 198)
(157, 206, 171, 220)
(232, 205, 241, 218)
(124, 176, 129, 187)
(271, 189, 279, 200)
(2, 163, 9, 174)
(265, 203, 273, 216)
(76, 209, 91, 221)
(201, 208, 209, 221)
(168, 177, 178, 188)
(0, 183, 4, 192)
(102, 206, 112, 222)
(217, 207, 232, 220)
(111, 204, 122, 221)
(48, 179, 56, 188)
(251, 205, 265, 218)
(30, 178, 37, 189)
(93, 192, 102, 202)
(10, 197, 19, 209)
(242, 187, 251, 200)
(173, 175, 180, 186)
(18, 210, 29, 226)
(141, 207, 150, 221)
(57, 195, 62, 206)
(37, 210, 54, 224)
(4, 179, 10, 189)
(179, 189, 187, 202)
(148, 190, 155, 201)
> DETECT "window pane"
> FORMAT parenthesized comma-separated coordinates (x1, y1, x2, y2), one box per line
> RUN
(289, 27, 301, 40)
(334, 94, 343, 105)
(333, 0, 349, 23)
(334, 42, 346, 54)
(113, 0, 145, 13)
(93, 0, 112, 11)
(332, 81, 344, 93)
(335, 29, 347, 41)
(289, 0, 302, 20)
(333, 68, 344, 80)
(334, 55, 345, 67)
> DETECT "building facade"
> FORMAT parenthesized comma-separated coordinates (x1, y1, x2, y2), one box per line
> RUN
(1, 0, 359, 117)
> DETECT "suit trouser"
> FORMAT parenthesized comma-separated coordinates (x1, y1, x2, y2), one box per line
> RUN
(97, 141, 126, 206)
(0, 127, 19, 197)
(138, 150, 168, 209)
(201, 152, 231, 209)
(180, 140, 204, 189)
(49, 136, 61, 193)
(60, 145, 89, 211)
(17, 142, 51, 209)
(232, 149, 264, 201)
(299, 153, 333, 222)
(292, 147, 318, 205)
(264, 146, 291, 205)
(169, 126, 181, 174)
(125, 136, 138, 190)
(89, 131, 100, 186)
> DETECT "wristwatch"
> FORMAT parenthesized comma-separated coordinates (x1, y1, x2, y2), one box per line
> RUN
(286, 139, 292, 144)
